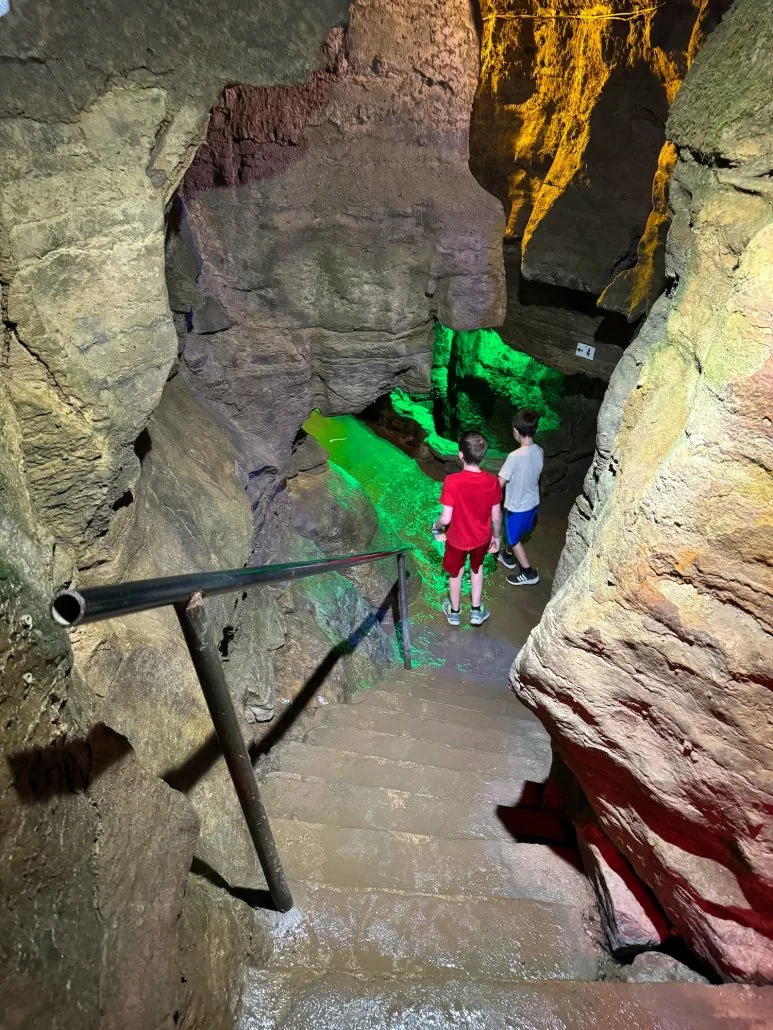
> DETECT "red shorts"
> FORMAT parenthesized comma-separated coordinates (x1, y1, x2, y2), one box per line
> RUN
(442, 541, 489, 577)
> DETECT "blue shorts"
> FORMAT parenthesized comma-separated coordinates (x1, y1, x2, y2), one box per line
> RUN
(505, 506, 539, 546)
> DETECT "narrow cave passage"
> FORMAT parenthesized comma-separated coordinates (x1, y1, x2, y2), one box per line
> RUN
(4, 0, 771, 1023)
(302, 322, 600, 682)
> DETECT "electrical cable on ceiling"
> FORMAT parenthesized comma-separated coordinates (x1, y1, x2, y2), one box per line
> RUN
(482, 4, 664, 23)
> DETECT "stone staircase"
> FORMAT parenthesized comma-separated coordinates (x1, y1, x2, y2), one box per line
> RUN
(239, 670, 771, 1028)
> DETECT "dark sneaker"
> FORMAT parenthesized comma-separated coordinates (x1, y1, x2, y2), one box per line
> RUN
(442, 597, 461, 627)
(497, 550, 518, 570)
(507, 568, 540, 587)
(470, 605, 490, 626)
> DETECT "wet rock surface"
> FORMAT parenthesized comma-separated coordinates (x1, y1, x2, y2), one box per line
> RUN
(514, 0, 773, 983)
(240, 974, 771, 1029)
(619, 951, 710, 986)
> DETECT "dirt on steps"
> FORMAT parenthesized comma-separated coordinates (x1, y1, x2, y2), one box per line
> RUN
(299, 725, 550, 779)
(272, 819, 592, 904)
(268, 742, 540, 804)
(261, 774, 520, 840)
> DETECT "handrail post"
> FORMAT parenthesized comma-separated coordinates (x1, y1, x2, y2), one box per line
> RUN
(175, 591, 293, 912)
(397, 552, 412, 670)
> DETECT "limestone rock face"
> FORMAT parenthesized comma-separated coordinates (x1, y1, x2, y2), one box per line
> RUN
(68, 374, 394, 891)
(513, 0, 773, 983)
(177, 877, 269, 1030)
(172, 0, 506, 489)
(576, 811, 670, 955)
(0, 0, 349, 568)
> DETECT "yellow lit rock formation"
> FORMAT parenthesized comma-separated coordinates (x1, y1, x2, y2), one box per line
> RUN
(473, 0, 727, 316)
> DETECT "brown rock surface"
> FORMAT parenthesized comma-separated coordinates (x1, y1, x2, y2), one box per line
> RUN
(513, 0, 773, 982)
(174, 0, 505, 488)
(0, 541, 199, 1030)
(0, 0, 349, 569)
(470, 0, 731, 377)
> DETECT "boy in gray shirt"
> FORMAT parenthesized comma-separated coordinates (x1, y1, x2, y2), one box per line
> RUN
(497, 409, 543, 585)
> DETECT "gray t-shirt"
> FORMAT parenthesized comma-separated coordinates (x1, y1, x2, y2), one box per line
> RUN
(499, 444, 544, 512)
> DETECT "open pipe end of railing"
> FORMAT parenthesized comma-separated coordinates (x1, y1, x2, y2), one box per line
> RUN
(51, 589, 87, 628)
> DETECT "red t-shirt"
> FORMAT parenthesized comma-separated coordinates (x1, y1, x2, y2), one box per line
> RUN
(439, 470, 502, 550)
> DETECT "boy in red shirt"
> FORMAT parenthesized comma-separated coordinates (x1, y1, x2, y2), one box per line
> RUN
(431, 430, 502, 626)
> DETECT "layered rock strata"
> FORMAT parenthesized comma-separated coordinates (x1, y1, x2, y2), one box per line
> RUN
(513, 0, 773, 982)
(172, 0, 506, 512)
(0, 0, 349, 573)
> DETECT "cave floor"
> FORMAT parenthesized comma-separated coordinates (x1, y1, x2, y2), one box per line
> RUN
(403, 487, 573, 685)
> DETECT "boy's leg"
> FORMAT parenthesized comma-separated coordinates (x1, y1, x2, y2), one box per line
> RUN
(469, 544, 490, 625)
(513, 541, 531, 569)
(448, 570, 463, 610)
(506, 508, 540, 586)
(498, 512, 519, 569)
(470, 564, 484, 608)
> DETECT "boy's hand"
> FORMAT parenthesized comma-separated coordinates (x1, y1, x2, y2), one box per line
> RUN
(431, 522, 446, 542)
(488, 534, 500, 554)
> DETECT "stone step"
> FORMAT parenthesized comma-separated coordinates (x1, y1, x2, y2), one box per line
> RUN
(269, 742, 541, 804)
(384, 669, 521, 702)
(264, 883, 599, 982)
(272, 819, 592, 907)
(262, 773, 514, 841)
(357, 680, 539, 723)
(301, 724, 550, 778)
(310, 704, 546, 758)
(351, 688, 538, 736)
(240, 973, 773, 1030)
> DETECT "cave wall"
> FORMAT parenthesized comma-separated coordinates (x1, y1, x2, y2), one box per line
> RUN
(0, 3, 374, 1027)
(0, 0, 349, 575)
(471, 0, 732, 380)
(513, 0, 773, 982)
(170, 0, 506, 519)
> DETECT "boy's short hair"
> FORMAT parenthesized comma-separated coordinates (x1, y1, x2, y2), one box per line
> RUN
(458, 430, 488, 465)
(513, 409, 540, 438)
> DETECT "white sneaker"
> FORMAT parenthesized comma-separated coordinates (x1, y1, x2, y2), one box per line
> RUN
(442, 597, 461, 627)
(470, 605, 490, 626)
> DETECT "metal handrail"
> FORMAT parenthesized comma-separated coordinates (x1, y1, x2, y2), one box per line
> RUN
(51, 548, 407, 626)
(50, 548, 412, 913)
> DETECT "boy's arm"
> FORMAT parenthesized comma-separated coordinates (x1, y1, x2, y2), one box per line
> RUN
(432, 504, 454, 540)
(489, 503, 502, 553)
(498, 453, 514, 490)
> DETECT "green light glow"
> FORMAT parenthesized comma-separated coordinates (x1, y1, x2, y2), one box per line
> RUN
(389, 389, 459, 460)
(391, 324, 568, 456)
(304, 411, 452, 605)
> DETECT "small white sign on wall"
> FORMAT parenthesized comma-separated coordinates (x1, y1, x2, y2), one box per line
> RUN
(576, 342, 596, 361)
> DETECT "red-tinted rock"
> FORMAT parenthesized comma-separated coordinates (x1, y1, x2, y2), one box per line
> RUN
(576, 810, 670, 954)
